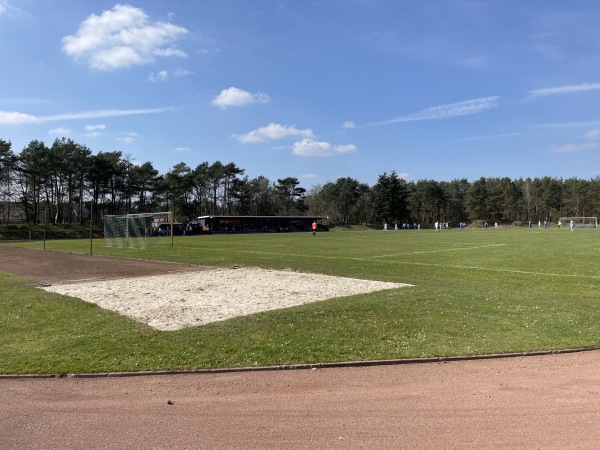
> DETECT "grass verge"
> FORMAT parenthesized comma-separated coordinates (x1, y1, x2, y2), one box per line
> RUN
(1, 227, 599, 374)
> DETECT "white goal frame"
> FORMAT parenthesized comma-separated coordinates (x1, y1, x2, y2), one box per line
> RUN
(104, 212, 173, 248)
(558, 216, 597, 229)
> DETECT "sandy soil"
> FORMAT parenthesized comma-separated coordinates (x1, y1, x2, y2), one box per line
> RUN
(40, 267, 411, 330)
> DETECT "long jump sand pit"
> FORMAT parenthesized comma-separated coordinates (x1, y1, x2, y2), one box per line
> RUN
(41, 267, 412, 331)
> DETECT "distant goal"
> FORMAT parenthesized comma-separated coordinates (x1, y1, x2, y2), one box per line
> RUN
(558, 216, 597, 229)
(104, 212, 173, 248)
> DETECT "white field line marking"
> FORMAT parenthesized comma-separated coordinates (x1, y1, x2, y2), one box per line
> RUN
(234, 246, 600, 281)
(384, 261, 600, 280)
(362, 243, 507, 259)
(236, 243, 506, 260)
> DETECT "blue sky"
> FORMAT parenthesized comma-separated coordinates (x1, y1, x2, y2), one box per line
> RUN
(2, 1, 600, 187)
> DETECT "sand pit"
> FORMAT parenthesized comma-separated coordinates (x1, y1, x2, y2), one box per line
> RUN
(40, 267, 412, 331)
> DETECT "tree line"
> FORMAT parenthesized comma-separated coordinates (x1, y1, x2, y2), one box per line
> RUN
(1, 137, 599, 227)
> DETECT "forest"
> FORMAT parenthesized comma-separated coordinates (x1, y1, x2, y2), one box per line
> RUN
(1, 137, 600, 227)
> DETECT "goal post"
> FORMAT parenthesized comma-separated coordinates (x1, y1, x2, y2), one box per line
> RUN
(558, 216, 597, 229)
(104, 212, 173, 248)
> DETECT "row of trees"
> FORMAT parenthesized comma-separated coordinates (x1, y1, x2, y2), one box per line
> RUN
(2, 137, 600, 227)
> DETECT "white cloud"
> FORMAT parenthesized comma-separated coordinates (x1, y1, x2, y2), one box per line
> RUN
(62, 4, 188, 70)
(300, 173, 320, 179)
(450, 132, 523, 143)
(0, 111, 39, 124)
(174, 147, 191, 152)
(527, 83, 600, 99)
(212, 87, 269, 109)
(148, 70, 168, 82)
(552, 142, 598, 154)
(42, 107, 169, 122)
(147, 68, 192, 82)
(84, 124, 106, 131)
(292, 139, 357, 157)
(49, 127, 72, 135)
(367, 96, 499, 126)
(1, 107, 168, 126)
(342, 121, 355, 129)
(234, 123, 313, 143)
(83, 124, 106, 137)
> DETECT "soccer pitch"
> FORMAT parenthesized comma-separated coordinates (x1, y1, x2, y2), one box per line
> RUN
(2, 227, 600, 374)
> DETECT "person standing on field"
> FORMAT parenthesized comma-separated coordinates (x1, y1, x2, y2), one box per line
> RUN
(312, 221, 317, 236)
(570, 220, 574, 232)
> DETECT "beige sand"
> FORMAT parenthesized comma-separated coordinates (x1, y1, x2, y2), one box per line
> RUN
(41, 267, 411, 331)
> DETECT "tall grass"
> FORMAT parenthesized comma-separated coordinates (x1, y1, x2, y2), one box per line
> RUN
(1, 227, 599, 374)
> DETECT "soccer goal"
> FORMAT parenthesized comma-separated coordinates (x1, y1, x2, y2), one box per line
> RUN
(104, 212, 173, 248)
(558, 216, 597, 229)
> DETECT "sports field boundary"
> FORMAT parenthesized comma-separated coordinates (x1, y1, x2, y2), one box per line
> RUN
(3, 346, 599, 380)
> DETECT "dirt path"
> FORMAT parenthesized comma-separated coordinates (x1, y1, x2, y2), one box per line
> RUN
(2, 350, 600, 449)
(0, 246, 204, 284)
(2, 245, 600, 448)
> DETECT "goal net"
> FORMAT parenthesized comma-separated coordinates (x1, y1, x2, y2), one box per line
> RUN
(558, 216, 597, 229)
(104, 212, 173, 248)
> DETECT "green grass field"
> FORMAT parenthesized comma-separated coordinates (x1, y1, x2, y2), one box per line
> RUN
(1, 226, 599, 375)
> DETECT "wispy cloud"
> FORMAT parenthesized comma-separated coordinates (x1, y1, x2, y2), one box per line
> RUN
(366, 96, 499, 127)
(551, 142, 598, 154)
(550, 126, 600, 154)
(117, 132, 138, 144)
(62, 4, 188, 70)
(534, 120, 600, 129)
(147, 68, 192, 82)
(234, 123, 313, 143)
(83, 123, 106, 137)
(212, 87, 269, 109)
(148, 70, 168, 82)
(583, 130, 600, 141)
(172, 68, 193, 77)
(84, 124, 106, 132)
(292, 139, 357, 157)
(342, 121, 355, 129)
(450, 132, 523, 143)
(0, 0, 22, 16)
(48, 127, 72, 136)
(0, 107, 170, 125)
(527, 83, 600, 99)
